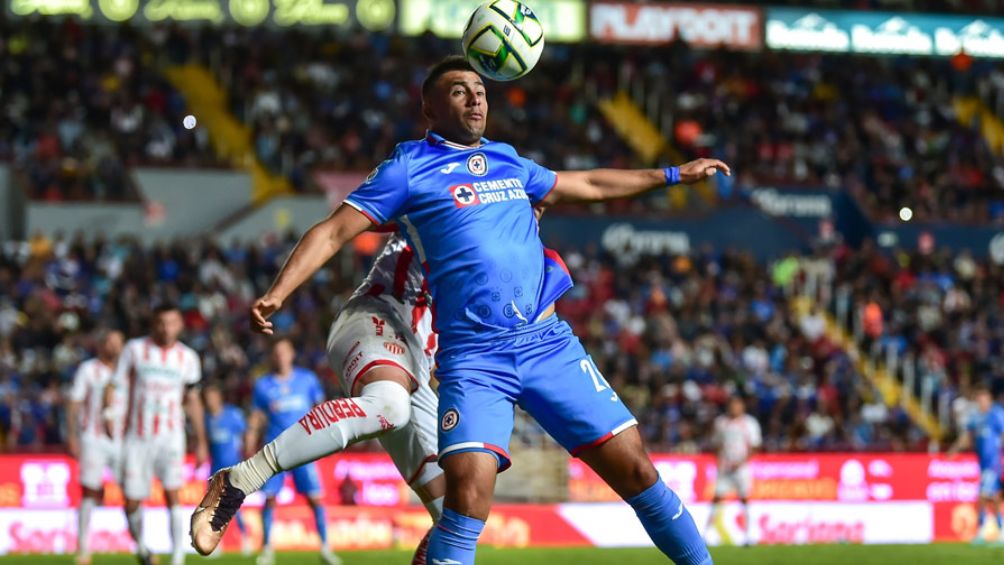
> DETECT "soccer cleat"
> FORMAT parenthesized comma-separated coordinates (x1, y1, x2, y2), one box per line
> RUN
(320, 545, 342, 565)
(256, 546, 275, 565)
(136, 550, 159, 565)
(190, 469, 247, 556)
(411, 528, 432, 565)
(75, 555, 92, 565)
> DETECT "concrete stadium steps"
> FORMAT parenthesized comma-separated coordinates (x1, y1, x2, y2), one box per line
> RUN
(789, 297, 943, 441)
(163, 64, 290, 203)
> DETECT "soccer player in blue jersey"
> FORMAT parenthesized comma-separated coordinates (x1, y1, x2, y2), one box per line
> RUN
(203, 382, 253, 555)
(247, 339, 339, 565)
(192, 56, 728, 565)
(949, 385, 1004, 544)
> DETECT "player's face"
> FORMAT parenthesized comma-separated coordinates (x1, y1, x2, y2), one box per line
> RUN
(271, 341, 295, 373)
(425, 70, 487, 146)
(729, 398, 745, 418)
(204, 387, 222, 413)
(100, 331, 124, 360)
(976, 391, 992, 412)
(152, 310, 184, 345)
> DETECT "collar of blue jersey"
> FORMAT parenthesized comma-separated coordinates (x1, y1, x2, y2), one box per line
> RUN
(425, 130, 490, 150)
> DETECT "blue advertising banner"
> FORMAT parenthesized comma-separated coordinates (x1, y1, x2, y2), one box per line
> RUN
(766, 8, 1004, 58)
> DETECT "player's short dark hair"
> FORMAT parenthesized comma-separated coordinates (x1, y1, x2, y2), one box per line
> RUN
(271, 336, 295, 350)
(974, 384, 992, 396)
(422, 55, 478, 99)
(152, 303, 180, 316)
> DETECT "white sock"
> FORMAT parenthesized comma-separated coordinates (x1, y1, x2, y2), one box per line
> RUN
(424, 496, 444, 523)
(743, 504, 751, 541)
(78, 497, 95, 555)
(170, 505, 185, 562)
(231, 381, 411, 494)
(127, 507, 147, 555)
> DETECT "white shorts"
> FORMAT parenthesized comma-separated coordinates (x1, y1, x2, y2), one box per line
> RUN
(327, 297, 441, 488)
(715, 464, 753, 499)
(79, 435, 122, 490)
(122, 435, 185, 500)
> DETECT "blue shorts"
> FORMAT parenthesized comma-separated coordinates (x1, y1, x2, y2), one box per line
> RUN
(261, 462, 324, 498)
(979, 468, 1002, 498)
(436, 316, 637, 471)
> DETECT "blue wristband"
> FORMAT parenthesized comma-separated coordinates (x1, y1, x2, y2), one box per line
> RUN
(663, 166, 681, 186)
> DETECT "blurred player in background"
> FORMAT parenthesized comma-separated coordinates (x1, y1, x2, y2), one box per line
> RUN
(706, 396, 761, 547)
(116, 304, 208, 565)
(949, 386, 1004, 545)
(192, 233, 445, 565)
(203, 382, 252, 555)
(245, 338, 339, 565)
(67, 330, 125, 565)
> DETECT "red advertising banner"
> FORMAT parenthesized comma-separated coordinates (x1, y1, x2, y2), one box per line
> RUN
(569, 453, 982, 504)
(590, 2, 763, 49)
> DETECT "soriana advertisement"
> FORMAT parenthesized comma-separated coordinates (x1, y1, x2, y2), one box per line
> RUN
(590, 2, 762, 49)
(0, 452, 992, 553)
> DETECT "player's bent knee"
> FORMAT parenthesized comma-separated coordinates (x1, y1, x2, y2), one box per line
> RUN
(360, 380, 411, 429)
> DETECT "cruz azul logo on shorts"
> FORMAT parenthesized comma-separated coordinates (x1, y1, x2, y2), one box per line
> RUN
(467, 153, 488, 176)
(451, 184, 480, 208)
(441, 408, 460, 432)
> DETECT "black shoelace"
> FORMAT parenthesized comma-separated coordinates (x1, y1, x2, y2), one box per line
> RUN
(209, 476, 246, 532)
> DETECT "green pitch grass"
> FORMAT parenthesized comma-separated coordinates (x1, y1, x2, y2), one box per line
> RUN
(4, 545, 1004, 564)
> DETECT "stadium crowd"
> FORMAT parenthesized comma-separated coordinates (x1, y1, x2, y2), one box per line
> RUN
(0, 230, 967, 454)
(7, 17, 1004, 222)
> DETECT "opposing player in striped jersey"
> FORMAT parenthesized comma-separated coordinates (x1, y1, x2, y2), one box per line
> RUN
(194, 234, 445, 564)
(67, 330, 125, 565)
(706, 396, 762, 546)
(116, 304, 208, 565)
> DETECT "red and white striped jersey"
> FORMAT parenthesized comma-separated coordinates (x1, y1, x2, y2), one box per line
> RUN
(349, 233, 437, 361)
(115, 337, 201, 440)
(713, 414, 762, 468)
(68, 358, 123, 439)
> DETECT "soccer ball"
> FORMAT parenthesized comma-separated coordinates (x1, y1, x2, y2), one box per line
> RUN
(461, 0, 545, 82)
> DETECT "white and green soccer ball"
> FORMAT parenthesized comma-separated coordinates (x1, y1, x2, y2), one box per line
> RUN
(461, 0, 545, 82)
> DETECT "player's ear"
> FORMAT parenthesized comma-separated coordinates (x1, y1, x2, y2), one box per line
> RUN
(422, 100, 435, 122)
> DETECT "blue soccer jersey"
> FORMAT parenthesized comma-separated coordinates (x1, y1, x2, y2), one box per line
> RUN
(344, 132, 572, 344)
(253, 368, 325, 443)
(969, 405, 1004, 472)
(206, 405, 245, 472)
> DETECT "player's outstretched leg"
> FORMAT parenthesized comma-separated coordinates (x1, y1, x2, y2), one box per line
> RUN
(192, 376, 413, 555)
(579, 428, 712, 565)
(427, 452, 498, 565)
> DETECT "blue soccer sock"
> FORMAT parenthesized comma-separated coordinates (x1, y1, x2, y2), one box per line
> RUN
(626, 481, 712, 565)
(997, 510, 1003, 531)
(262, 505, 274, 547)
(313, 504, 329, 545)
(235, 511, 247, 535)
(978, 505, 986, 528)
(427, 508, 485, 565)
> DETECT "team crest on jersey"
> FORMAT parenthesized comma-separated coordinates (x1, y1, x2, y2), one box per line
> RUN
(441, 408, 460, 432)
(467, 153, 488, 176)
(451, 184, 480, 208)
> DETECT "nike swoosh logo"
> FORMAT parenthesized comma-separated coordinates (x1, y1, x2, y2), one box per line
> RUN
(432, 560, 463, 565)
(671, 502, 684, 520)
(440, 163, 460, 174)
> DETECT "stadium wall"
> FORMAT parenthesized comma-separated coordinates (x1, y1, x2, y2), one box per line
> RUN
(0, 452, 989, 554)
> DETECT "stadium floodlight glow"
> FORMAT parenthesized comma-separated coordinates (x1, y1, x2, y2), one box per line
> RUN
(899, 207, 913, 222)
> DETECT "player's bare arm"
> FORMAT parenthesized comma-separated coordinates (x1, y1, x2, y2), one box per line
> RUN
(947, 430, 971, 456)
(541, 158, 731, 205)
(251, 204, 373, 334)
(186, 387, 209, 466)
(66, 399, 81, 458)
(244, 409, 267, 457)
